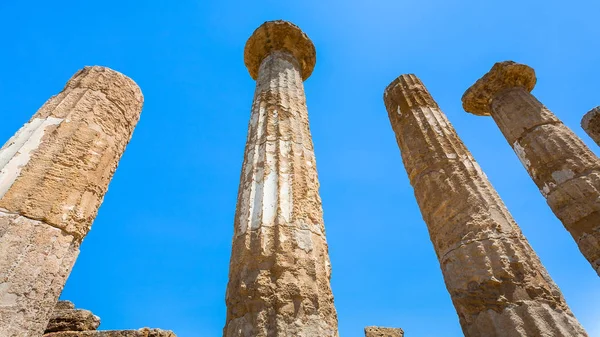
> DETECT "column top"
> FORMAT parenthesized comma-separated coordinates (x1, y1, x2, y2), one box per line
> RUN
(384, 73, 439, 113)
(462, 61, 536, 116)
(244, 20, 316, 81)
(582, 106, 600, 131)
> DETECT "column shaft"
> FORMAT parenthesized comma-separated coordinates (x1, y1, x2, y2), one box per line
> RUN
(385, 74, 587, 337)
(224, 49, 338, 336)
(0, 66, 143, 337)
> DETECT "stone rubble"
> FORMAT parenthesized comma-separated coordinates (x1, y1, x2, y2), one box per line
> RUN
(43, 301, 175, 337)
(463, 61, 600, 276)
(364, 326, 404, 337)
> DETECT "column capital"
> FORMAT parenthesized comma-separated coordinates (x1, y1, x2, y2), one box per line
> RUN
(244, 20, 316, 81)
(582, 106, 600, 131)
(462, 61, 536, 116)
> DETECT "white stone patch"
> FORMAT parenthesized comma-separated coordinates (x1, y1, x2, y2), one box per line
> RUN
(447, 153, 457, 159)
(279, 141, 292, 223)
(513, 140, 531, 170)
(0, 117, 63, 199)
(295, 229, 313, 252)
(541, 183, 555, 197)
(262, 141, 278, 228)
(551, 169, 575, 184)
(396, 106, 403, 117)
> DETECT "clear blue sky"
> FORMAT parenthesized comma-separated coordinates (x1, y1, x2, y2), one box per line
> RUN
(1, 1, 599, 336)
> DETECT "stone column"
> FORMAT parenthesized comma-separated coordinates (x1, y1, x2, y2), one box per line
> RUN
(463, 61, 600, 276)
(384, 74, 587, 336)
(224, 21, 338, 337)
(582, 106, 600, 146)
(0, 66, 143, 337)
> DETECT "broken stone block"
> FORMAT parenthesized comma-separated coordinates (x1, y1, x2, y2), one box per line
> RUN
(365, 326, 404, 337)
(44, 307, 101, 333)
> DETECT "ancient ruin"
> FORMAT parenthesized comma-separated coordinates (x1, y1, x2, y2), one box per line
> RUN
(0, 66, 144, 337)
(463, 61, 600, 276)
(42, 301, 175, 337)
(364, 326, 404, 337)
(223, 20, 339, 336)
(384, 74, 587, 336)
(582, 106, 600, 146)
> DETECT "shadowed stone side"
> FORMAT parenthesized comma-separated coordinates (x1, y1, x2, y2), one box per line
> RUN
(224, 21, 338, 337)
(45, 302, 101, 333)
(463, 61, 600, 276)
(582, 106, 600, 146)
(385, 74, 587, 337)
(365, 326, 404, 337)
(0, 66, 143, 337)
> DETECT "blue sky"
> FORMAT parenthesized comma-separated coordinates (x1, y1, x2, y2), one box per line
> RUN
(1, 1, 599, 336)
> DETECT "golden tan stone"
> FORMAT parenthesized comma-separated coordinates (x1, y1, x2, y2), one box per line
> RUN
(224, 21, 338, 337)
(43, 328, 176, 337)
(0, 66, 143, 337)
(385, 74, 587, 336)
(463, 61, 600, 276)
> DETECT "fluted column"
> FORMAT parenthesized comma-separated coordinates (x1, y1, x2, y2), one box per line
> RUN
(463, 61, 600, 276)
(582, 106, 600, 146)
(384, 74, 587, 337)
(0, 66, 143, 337)
(224, 21, 338, 337)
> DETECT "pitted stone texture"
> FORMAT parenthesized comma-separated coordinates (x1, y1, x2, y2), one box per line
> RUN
(0, 66, 143, 240)
(43, 328, 176, 337)
(582, 106, 600, 146)
(364, 326, 404, 337)
(244, 20, 316, 81)
(224, 22, 338, 337)
(385, 74, 587, 337)
(45, 307, 101, 333)
(463, 61, 600, 276)
(0, 66, 143, 337)
(0, 211, 80, 337)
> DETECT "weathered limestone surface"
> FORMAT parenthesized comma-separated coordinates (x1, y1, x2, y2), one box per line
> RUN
(582, 106, 600, 146)
(43, 328, 176, 337)
(364, 326, 404, 337)
(45, 302, 101, 333)
(0, 66, 143, 337)
(385, 74, 587, 336)
(463, 61, 600, 276)
(224, 21, 338, 337)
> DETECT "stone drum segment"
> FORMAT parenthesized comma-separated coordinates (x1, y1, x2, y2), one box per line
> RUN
(0, 66, 143, 337)
(223, 21, 339, 337)
(463, 61, 600, 276)
(384, 74, 587, 336)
